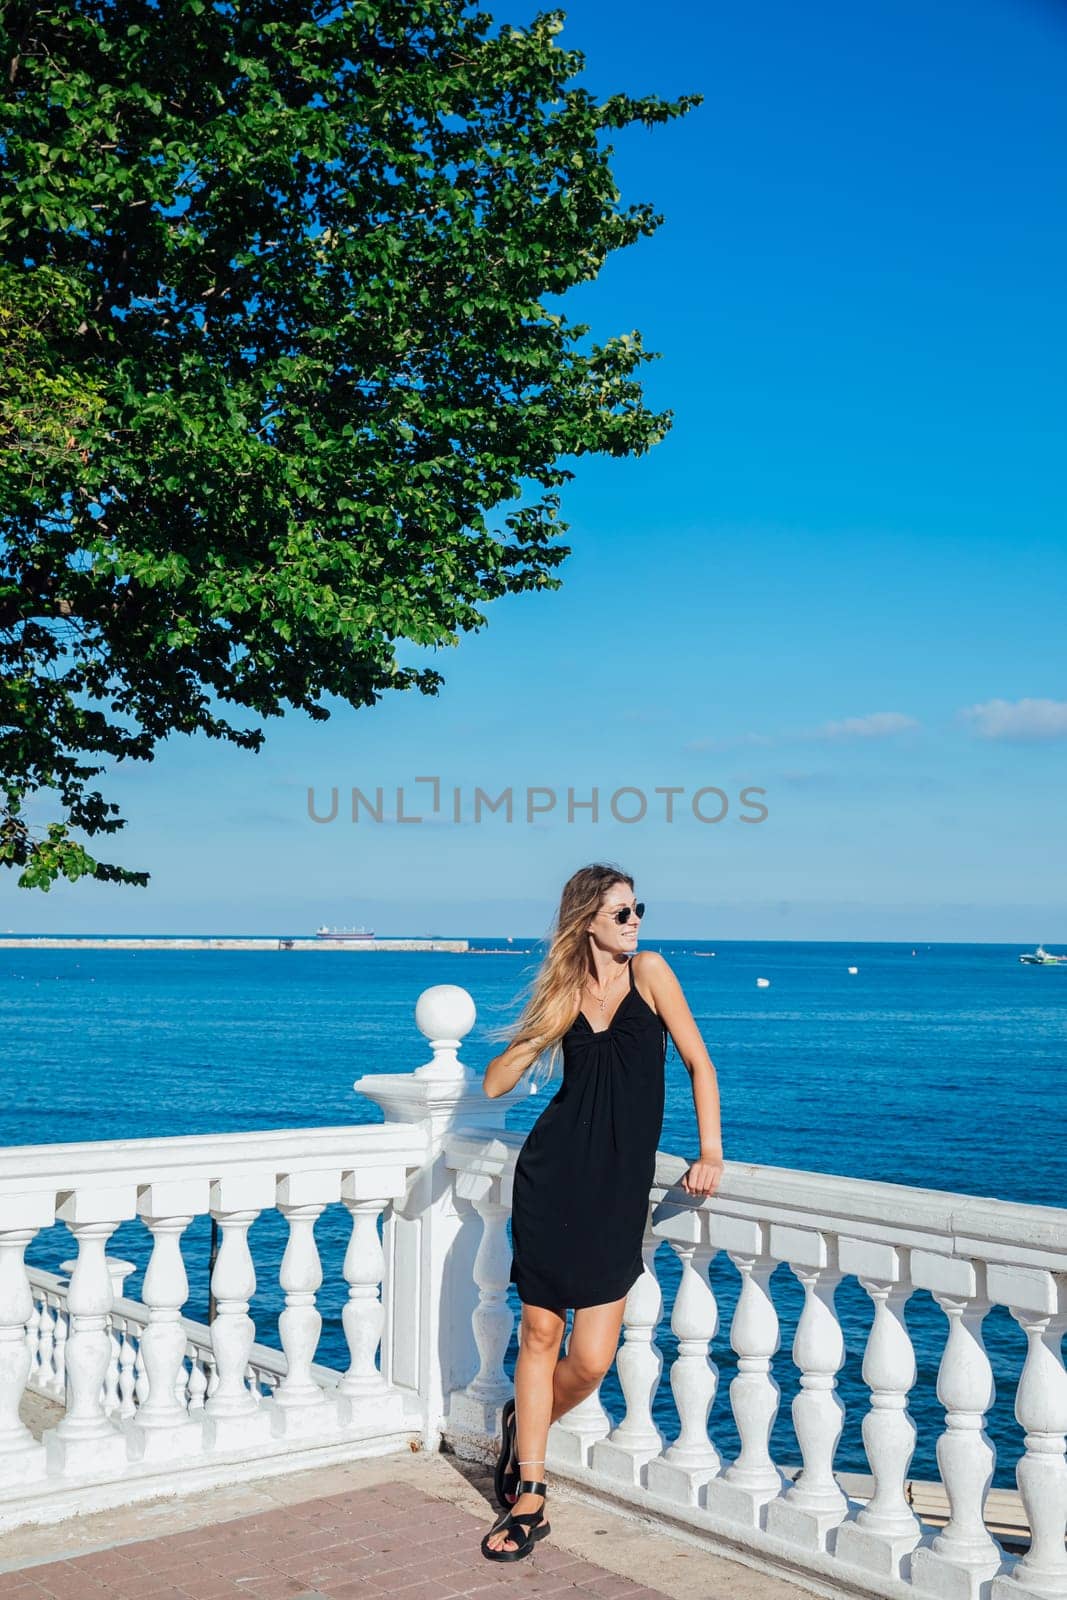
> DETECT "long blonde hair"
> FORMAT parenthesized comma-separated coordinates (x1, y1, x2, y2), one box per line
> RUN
(484, 862, 635, 1090)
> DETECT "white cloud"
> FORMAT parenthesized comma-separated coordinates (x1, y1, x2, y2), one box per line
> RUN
(807, 711, 920, 741)
(960, 698, 1067, 741)
(685, 713, 919, 752)
(683, 732, 773, 753)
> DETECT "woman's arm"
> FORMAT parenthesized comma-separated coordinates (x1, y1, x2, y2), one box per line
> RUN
(483, 1034, 545, 1098)
(639, 951, 724, 1197)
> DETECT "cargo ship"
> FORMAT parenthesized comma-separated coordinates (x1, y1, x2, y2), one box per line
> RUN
(315, 924, 376, 941)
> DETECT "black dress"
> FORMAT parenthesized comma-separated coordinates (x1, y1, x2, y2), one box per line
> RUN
(509, 957, 668, 1311)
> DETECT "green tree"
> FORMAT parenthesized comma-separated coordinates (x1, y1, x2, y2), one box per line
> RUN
(0, 0, 698, 888)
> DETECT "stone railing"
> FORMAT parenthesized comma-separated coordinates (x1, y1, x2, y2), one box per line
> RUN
(0, 1117, 430, 1528)
(3, 980, 1065, 1600)
(25, 1265, 339, 1415)
(0, 984, 520, 1532)
(442, 1129, 1067, 1600)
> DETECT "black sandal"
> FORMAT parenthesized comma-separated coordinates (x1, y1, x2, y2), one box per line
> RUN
(493, 1396, 519, 1509)
(480, 1477, 549, 1562)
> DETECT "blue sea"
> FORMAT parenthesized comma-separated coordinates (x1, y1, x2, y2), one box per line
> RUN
(2, 938, 1064, 1489)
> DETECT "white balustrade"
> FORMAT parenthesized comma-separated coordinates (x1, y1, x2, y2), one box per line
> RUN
(441, 1125, 1067, 1600)
(3, 976, 1067, 1600)
(0, 1115, 427, 1526)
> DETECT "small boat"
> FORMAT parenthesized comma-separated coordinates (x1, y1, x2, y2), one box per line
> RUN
(316, 924, 376, 941)
(1019, 945, 1067, 965)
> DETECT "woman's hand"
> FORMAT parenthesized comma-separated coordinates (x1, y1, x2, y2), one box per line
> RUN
(680, 1153, 724, 1198)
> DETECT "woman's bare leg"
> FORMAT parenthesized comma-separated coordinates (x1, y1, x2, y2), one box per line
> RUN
(485, 1302, 565, 1553)
(550, 1297, 626, 1421)
(484, 1296, 626, 1553)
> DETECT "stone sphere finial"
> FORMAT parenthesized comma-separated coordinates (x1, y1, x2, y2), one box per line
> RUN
(413, 985, 477, 1078)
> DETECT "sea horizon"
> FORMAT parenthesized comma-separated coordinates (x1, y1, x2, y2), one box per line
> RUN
(1, 932, 1061, 945)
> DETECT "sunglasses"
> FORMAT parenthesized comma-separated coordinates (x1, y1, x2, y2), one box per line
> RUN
(604, 902, 645, 925)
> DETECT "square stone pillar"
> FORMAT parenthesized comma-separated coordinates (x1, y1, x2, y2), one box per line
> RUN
(354, 982, 528, 1450)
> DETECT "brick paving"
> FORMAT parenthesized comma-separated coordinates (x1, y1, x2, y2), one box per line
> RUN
(0, 1481, 673, 1600)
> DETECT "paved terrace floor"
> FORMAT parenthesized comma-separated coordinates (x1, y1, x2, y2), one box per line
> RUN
(0, 1447, 817, 1600)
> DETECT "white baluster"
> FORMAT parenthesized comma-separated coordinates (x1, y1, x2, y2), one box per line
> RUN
(52, 1295, 68, 1400)
(834, 1240, 921, 1579)
(766, 1229, 847, 1549)
(340, 1199, 388, 1398)
(126, 1183, 206, 1460)
(46, 1189, 137, 1476)
(117, 1326, 138, 1417)
(591, 1226, 665, 1486)
(0, 1199, 53, 1487)
(445, 1163, 517, 1443)
(106, 1258, 137, 1301)
(647, 1214, 721, 1508)
(187, 1350, 208, 1411)
(705, 1225, 788, 1526)
(24, 1297, 40, 1387)
(270, 1172, 339, 1438)
(58, 1253, 135, 1418)
(336, 1177, 407, 1432)
(202, 1174, 274, 1452)
(103, 1314, 122, 1415)
(134, 1343, 149, 1407)
(990, 1268, 1067, 1600)
(37, 1295, 56, 1395)
(912, 1254, 1004, 1598)
(459, 1183, 513, 1405)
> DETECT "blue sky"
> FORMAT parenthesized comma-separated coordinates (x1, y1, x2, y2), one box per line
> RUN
(7, 0, 1066, 939)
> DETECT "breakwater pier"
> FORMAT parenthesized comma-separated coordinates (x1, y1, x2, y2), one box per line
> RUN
(0, 935, 469, 951)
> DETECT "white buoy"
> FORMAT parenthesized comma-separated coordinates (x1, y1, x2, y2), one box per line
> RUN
(756, 977, 770, 988)
(848, 965, 858, 974)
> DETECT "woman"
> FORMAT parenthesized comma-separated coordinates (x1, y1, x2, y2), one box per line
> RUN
(479, 863, 724, 1561)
